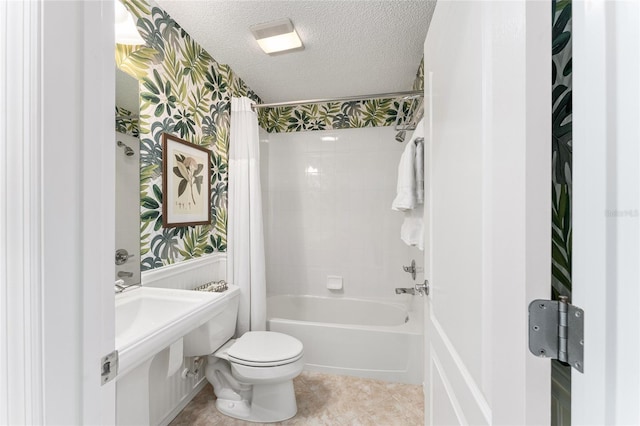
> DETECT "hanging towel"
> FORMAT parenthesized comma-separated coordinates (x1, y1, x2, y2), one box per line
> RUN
(415, 137, 424, 205)
(391, 140, 417, 211)
(392, 118, 426, 250)
(401, 205, 424, 250)
(392, 118, 425, 211)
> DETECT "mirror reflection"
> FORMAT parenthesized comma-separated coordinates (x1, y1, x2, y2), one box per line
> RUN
(115, 67, 141, 286)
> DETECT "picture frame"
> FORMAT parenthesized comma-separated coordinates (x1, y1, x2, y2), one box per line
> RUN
(162, 133, 211, 228)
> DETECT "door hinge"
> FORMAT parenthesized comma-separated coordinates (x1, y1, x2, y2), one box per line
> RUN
(101, 350, 118, 385)
(528, 296, 584, 373)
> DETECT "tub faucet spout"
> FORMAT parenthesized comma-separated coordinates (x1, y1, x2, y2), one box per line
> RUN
(395, 287, 416, 295)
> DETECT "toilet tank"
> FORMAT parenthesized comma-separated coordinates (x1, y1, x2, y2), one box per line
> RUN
(183, 286, 240, 357)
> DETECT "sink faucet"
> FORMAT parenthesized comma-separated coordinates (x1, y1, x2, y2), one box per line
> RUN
(114, 277, 142, 293)
(118, 271, 133, 278)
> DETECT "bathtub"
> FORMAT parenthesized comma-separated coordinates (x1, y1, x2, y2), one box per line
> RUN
(266, 295, 423, 384)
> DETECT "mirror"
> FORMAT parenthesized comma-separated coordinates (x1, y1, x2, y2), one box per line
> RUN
(115, 67, 141, 286)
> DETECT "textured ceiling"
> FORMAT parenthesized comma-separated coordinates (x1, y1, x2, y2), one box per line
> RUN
(155, 0, 436, 103)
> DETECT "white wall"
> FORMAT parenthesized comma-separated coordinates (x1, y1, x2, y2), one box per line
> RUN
(262, 126, 422, 300)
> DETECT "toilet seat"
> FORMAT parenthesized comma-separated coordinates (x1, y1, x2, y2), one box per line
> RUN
(229, 352, 304, 367)
(227, 331, 304, 367)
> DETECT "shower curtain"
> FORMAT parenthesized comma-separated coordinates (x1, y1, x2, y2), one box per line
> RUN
(227, 97, 266, 335)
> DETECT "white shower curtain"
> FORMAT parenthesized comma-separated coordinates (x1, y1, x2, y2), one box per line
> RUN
(227, 96, 266, 335)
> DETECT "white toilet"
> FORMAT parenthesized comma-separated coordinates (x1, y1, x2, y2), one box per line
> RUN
(206, 331, 304, 422)
(183, 287, 304, 423)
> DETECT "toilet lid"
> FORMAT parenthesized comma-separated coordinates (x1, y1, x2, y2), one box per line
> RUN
(227, 331, 303, 366)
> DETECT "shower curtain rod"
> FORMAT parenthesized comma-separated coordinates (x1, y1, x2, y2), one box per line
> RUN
(251, 90, 423, 110)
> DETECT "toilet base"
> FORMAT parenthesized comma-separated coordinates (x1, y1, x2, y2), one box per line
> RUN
(215, 380, 298, 423)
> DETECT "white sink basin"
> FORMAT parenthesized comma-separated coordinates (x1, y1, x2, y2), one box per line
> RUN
(115, 285, 239, 377)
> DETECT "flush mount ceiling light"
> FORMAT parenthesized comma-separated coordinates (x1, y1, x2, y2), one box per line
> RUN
(115, 0, 144, 45)
(250, 18, 304, 55)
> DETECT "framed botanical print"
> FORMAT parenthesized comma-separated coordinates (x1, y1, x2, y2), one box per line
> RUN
(162, 133, 211, 227)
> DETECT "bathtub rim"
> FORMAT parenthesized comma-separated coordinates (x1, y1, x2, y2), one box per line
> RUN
(266, 293, 423, 335)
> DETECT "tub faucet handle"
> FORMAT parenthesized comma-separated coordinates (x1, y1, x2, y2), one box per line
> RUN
(402, 259, 417, 280)
(415, 280, 429, 296)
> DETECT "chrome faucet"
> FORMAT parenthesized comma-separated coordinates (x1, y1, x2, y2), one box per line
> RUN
(115, 280, 127, 293)
(117, 271, 133, 278)
(402, 260, 417, 280)
(114, 278, 141, 293)
(395, 281, 430, 297)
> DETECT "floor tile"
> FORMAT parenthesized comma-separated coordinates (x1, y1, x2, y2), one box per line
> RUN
(169, 371, 424, 426)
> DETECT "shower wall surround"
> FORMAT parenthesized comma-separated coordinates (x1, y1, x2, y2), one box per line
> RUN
(118, 0, 261, 271)
(258, 58, 424, 133)
(262, 127, 420, 299)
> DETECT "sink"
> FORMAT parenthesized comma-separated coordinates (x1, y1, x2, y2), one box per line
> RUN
(115, 285, 240, 378)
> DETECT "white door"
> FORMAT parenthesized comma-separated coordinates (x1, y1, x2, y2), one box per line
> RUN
(422, 1, 551, 424)
(572, 1, 640, 424)
(1, 1, 116, 424)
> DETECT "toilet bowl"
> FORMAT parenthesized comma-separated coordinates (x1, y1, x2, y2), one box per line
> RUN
(205, 331, 304, 423)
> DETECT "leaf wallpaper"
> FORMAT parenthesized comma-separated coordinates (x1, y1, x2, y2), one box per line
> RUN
(117, 0, 260, 270)
(257, 57, 424, 133)
(115, 106, 139, 137)
(116, 0, 423, 272)
(552, 0, 572, 299)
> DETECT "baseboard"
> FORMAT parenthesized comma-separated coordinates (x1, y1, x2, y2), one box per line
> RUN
(157, 378, 209, 426)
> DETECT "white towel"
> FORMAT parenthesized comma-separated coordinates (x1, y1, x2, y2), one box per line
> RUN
(401, 205, 424, 250)
(415, 138, 424, 205)
(392, 118, 426, 250)
(391, 141, 417, 211)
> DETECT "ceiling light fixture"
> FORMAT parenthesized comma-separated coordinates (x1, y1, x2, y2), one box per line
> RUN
(115, 0, 144, 45)
(250, 18, 304, 55)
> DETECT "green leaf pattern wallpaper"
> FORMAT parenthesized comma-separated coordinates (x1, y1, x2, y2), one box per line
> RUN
(552, 0, 572, 298)
(115, 106, 140, 137)
(115, 0, 566, 289)
(116, 0, 424, 272)
(257, 58, 424, 133)
(118, 0, 260, 270)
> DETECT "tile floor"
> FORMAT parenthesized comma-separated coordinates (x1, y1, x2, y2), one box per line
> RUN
(169, 371, 424, 426)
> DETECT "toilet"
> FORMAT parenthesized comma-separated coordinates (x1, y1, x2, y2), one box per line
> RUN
(206, 331, 304, 423)
(183, 287, 304, 423)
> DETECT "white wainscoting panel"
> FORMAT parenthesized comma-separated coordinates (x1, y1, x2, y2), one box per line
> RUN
(141, 253, 226, 424)
(142, 253, 226, 290)
(150, 351, 208, 426)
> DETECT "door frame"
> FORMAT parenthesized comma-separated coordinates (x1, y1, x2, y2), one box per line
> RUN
(572, 1, 640, 424)
(1, 1, 115, 423)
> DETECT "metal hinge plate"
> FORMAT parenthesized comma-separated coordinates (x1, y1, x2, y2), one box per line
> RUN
(528, 298, 584, 373)
(101, 350, 118, 385)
